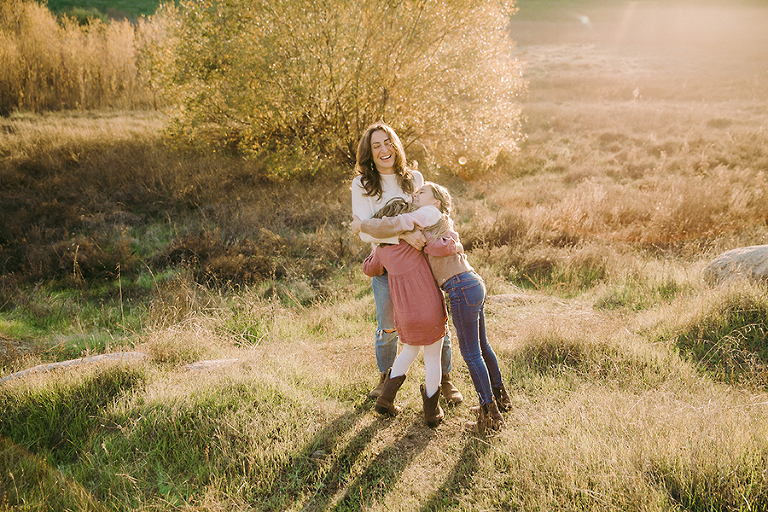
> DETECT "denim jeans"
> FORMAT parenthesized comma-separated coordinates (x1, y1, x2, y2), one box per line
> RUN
(441, 271, 502, 405)
(371, 273, 453, 374)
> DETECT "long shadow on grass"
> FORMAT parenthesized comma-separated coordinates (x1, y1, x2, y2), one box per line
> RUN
(262, 401, 380, 511)
(330, 421, 436, 511)
(419, 436, 491, 511)
(299, 412, 385, 511)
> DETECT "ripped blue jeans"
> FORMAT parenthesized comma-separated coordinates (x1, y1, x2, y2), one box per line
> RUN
(371, 273, 453, 374)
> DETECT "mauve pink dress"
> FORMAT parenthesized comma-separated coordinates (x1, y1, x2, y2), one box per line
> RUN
(363, 241, 447, 346)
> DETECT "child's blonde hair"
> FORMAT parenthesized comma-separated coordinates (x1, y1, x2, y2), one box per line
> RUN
(422, 181, 452, 216)
(421, 182, 453, 240)
(372, 198, 419, 219)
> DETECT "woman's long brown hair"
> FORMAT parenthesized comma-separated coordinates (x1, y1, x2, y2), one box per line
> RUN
(354, 122, 415, 200)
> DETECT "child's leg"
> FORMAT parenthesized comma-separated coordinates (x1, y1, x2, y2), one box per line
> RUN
(478, 308, 504, 389)
(423, 340, 443, 397)
(391, 344, 420, 378)
(444, 274, 494, 405)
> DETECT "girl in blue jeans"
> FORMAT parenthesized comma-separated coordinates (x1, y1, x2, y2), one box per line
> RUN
(353, 182, 511, 434)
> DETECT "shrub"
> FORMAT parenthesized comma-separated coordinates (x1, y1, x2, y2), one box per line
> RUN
(146, 0, 525, 173)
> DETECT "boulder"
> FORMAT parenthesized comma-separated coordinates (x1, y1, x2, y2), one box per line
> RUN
(0, 351, 149, 385)
(703, 245, 768, 285)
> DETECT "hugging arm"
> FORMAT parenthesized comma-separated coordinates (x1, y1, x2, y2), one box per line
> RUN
(359, 207, 442, 239)
(362, 248, 385, 277)
(424, 235, 461, 257)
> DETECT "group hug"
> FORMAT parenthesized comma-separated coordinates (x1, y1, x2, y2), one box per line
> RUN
(350, 122, 512, 435)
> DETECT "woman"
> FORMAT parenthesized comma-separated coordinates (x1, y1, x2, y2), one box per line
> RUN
(353, 182, 512, 434)
(351, 122, 462, 404)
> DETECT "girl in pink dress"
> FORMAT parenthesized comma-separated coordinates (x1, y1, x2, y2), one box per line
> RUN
(362, 198, 448, 427)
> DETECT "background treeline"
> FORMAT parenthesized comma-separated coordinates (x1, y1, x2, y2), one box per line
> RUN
(1, 0, 525, 175)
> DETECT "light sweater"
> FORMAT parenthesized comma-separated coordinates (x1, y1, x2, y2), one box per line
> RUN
(351, 171, 424, 245)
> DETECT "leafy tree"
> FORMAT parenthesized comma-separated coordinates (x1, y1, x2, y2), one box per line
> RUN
(147, 0, 526, 173)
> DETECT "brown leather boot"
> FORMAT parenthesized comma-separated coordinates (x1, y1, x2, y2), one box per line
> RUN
(487, 399, 504, 430)
(493, 385, 512, 412)
(368, 372, 387, 399)
(466, 399, 504, 434)
(440, 373, 463, 405)
(420, 384, 444, 428)
(466, 403, 491, 434)
(375, 369, 406, 416)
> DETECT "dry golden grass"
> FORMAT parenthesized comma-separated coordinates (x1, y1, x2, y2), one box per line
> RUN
(3, 2, 768, 511)
(0, 0, 155, 113)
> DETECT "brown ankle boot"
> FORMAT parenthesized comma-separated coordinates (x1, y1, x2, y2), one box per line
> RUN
(375, 369, 406, 416)
(368, 372, 387, 399)
(440, 373, 463, 405)
(492, 385, 512, 412)
(466, 399, 504, 434)
(466, 403, 492, 434)
(487, 399, 504, 430)
(420, 384, 444, 428)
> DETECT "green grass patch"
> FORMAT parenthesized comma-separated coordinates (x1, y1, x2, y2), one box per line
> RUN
(672, 284, 768, 387)
(596, 276, 682, 311)
(0, 365, 146, 465)
(46, 0, 161, 19)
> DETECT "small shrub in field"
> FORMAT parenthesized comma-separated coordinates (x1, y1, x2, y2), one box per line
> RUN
(461, 209, 532, 251)
(159, 229, 284, 286)
(510, 321, 670, 390)
(145, 270, 220, 330)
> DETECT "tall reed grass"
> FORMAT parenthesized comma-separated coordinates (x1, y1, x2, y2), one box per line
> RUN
(0, 0, 156, 115)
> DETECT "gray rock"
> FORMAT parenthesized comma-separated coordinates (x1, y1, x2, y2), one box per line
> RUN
(184, 358, 240, 371)
(0, 351, 150, 385)
(703, 245, 768, 285)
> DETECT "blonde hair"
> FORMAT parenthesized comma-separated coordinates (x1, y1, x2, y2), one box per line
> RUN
(421, 182, 453, 240)
(373, 198, 419, 219)
(372, 186, 454, 242)
(422, 181, 452, 215)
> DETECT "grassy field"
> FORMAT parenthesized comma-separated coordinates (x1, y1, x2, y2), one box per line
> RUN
(2, 1, 768, 511)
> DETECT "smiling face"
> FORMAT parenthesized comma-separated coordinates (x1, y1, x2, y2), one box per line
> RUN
(370, 129, 396, 175)
(412, 185, 441, 210)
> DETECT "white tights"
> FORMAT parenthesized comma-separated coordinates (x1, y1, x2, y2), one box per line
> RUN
(390, 339, 443, 398)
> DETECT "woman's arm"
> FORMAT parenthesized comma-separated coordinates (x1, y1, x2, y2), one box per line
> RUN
(351, 178, 400, 245)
